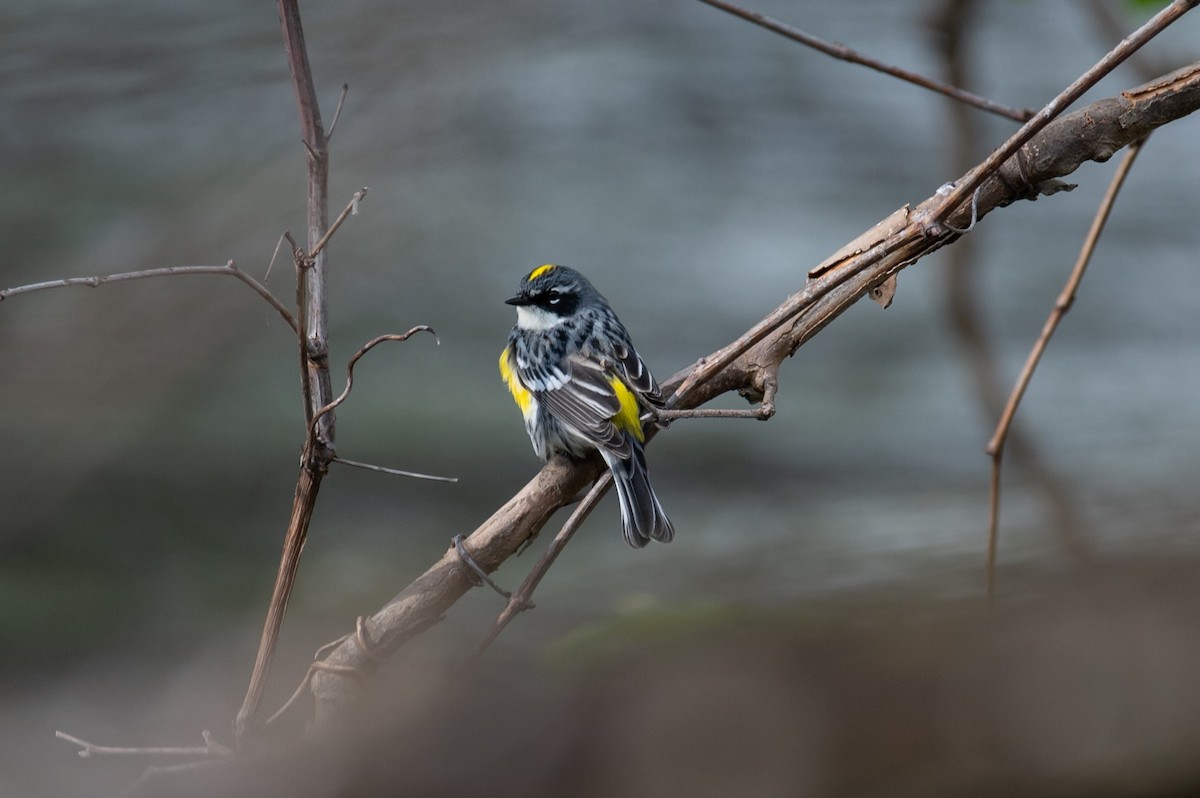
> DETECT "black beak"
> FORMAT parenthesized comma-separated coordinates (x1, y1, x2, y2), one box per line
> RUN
(505, 294, 527, 306)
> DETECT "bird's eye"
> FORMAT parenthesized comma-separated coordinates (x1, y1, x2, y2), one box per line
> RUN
(548, 296, 561, 305)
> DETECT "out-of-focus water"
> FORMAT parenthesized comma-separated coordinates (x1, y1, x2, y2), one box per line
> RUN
(1, 1, 1197, 794)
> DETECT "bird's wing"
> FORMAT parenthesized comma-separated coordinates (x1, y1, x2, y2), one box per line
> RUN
(521, 353, 637, 457)
(610, 337, 664, 407)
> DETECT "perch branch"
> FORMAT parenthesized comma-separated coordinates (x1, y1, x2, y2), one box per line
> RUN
(299, 62, 1200, 725)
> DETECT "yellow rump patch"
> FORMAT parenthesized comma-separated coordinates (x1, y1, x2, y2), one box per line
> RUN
(609, 376, 645, 442)
(527, 264, 557, 281)
(499, 348, 533, 415)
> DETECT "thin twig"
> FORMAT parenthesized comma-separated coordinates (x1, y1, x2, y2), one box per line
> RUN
(310, 326, 439, 435)
(55, 730, 226, 759)
(984, 137, 1147, 602)
(333, 456, 458, 483)
(1080, 0, 1172, 82)
(265, 232, 289, 282)
(0, 261, 298, 333)
(653, 378, 777, 423)
(326, 83, 350, 141)
(929, 0, 1195, 227)
(470, 475, 612, 663)
(310, 187, 369, 259)
(931, 0, 1089, 591)
(654, 406, 772, 421)
(698, 0, 1033, 122)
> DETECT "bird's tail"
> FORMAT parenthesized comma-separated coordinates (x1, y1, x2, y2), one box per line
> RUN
(601, 445, 674, 548)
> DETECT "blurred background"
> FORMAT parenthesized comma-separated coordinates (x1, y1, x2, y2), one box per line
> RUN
(2, 0, 1198, 794)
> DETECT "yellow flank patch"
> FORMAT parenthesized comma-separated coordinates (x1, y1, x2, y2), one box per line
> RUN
(499, 348, 533, 415)
(528, 263, 556, 281)
(609, 376, 644, 442)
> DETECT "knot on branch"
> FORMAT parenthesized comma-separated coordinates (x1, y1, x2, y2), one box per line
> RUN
(737, 367, 778, 420)
(995, 145, 1077, 207)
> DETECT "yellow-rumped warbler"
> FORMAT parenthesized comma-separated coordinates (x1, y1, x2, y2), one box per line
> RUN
(500, 264, 674, 547)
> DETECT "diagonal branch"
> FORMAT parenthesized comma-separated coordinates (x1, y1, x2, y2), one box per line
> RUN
(303, 63, 1200, 726)
(470, 474, 613, 663)
(929, 0, 1196, 226)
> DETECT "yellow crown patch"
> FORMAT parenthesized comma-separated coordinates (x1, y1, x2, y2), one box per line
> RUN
(527, 264, 557, 281)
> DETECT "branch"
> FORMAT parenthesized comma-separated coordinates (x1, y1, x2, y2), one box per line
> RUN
(698, 0, 1034, 122)
(55, 730, 230, 759)
(470, 475, 613, 662)
(932, 0, 1089, 580)
(985, 137, 1147, 601)
(302, 64, 1200, 725)
(0, 261, 297, 333)
(235, 0, 339, 741)
(310, 187, 369, 260)
(332, 456, 458, 483)
(930, 0, 1197, 225)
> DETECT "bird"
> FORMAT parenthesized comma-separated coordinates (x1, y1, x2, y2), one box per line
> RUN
(499, 264, 674, 547)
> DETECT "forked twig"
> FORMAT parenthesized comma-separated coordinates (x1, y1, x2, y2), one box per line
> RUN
(0, 261, 297, 333)
(698, 0, 1033, 122)
(984, 137, 1148, 602)
(470, 474, 613, 663)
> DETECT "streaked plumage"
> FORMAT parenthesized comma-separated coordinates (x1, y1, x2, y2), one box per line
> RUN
(500, 264, 673, 547)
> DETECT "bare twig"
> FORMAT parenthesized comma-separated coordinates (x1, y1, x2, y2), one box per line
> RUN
(931, 0, 1089, 591)
(310, 187, 369, 259)
(470, 475, 613, 663)
(1080, 0, 1174, 81)
(326, 83, 350, 141)
(55, 730, 228, 759)
(332, 457, 458, 483)
(698, 0, 1034, 122)
(265, 232, 289, 282)
(310, 326, 438, 433)
(984, 137, 1147, 601)
(928, 0, 1196, 227)
(653, 376, 777, 423)
(0, 261, 297, 333)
